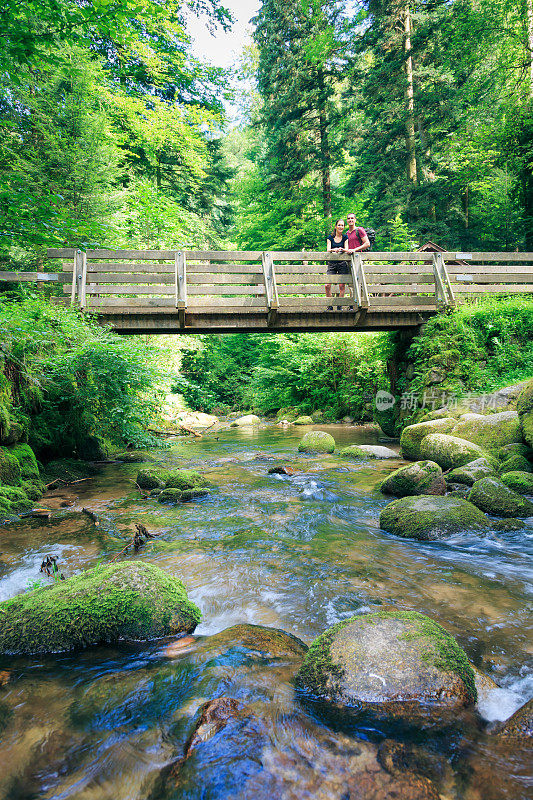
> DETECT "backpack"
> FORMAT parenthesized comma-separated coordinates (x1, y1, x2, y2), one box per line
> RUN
(363, 228, 376, 250)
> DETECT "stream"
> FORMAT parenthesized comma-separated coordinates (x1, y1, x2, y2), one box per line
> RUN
(0, 423, 532, 799)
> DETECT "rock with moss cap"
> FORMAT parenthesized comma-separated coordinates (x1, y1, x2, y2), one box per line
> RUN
(293, 415, 314, 425)
(136, 468, 166, 490)
(516, 378, 533, 448)
(497, 443, 533, 461)
(340, 444, 398, 460)
(380, 496, 490, 541)
(0, 561, 201, 655)
(164, 469, 210, 491)
(492, 518, 524, 531)
(298, 431, 335, 454)
(0, 485, 31, 513)
(498, 454, 532, 474)
(295, 610, 476, 724)
(379, 461, 445, 497)
(467, 477, 533, 518)
(197, 623, 308, 661)
(496, 698, 533, 740)
(400, 419, 456, 461)
(10, 443, 40, 481)
(500, 471, 533, 495)
(451, 410, 522, 450)
(419, 434, 488, 471)
(447, 457, 497, 486)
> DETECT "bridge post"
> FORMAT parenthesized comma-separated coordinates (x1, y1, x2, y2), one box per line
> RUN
(350, 253, 370, 309)
(261, 252, 279, 326)
(73, 250, 87, 308)
(432, 253, 455, 308)
(175, 251, 187, 328)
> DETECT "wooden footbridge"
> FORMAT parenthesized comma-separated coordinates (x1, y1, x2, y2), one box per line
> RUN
(2, 248, 532, 333)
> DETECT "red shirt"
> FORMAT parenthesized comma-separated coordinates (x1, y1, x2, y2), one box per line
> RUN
(347, 227, 366, 249)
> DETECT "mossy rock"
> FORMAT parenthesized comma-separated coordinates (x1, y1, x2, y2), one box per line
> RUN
(158, 488, 183, 504)
(230, 414, 261, 427)
(199, 623, 308, 661)
(340, 444, 397, 460)
(10, 443, 40, 480)
(419, 434, 488, 471)
(492, 518, 524, 531)
(497, 698, 533, 740)
(516, 378, 533, 449)
(41, 458, 98, 484)
(164, 469, 210, 491)
(419, 408, 459, 422)
(21, 480, 44, 501)
(0, 485, 31, 512)
(0, 561, 201, 655)
(374, 402, 400, 437)
(500, 471, 533, 495)
(447, 488, 470, 500)
(380, 495, 490, 541)
(136, 469, 166, 490)
(451, 410, 522, 450)
(497, 443, 532, 461)
(295, 610, 476, 723)
(298, 431, 335, 454)
(447, 457, 497, 486)
(0, 447, 22, 485)
(180, 488, 210, 502)
(379, 461, 445, 497)
(400, 419, 456, 461)
(293, 416, 314, 425)
(76, 435, 113, 461)
(498, 454, 532, 474)
(468, 477, 533, 518)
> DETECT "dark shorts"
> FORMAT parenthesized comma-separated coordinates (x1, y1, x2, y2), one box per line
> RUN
(327, 261, 349, 276)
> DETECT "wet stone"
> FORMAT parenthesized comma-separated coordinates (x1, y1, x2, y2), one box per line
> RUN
(496, 698, 533, 740)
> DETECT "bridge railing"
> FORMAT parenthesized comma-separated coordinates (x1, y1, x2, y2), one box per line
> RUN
(1, 251, 532, 325)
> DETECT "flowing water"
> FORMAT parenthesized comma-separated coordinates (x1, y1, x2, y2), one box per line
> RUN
(0, 424, 532, 799)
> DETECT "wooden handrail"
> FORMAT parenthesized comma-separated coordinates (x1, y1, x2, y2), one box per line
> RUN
(261, 251, 279, 325)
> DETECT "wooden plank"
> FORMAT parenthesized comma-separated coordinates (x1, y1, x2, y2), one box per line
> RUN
(0, 271, 63, 282)
(83, 286, 176, 295)
(449, 273, 533, 282)
(48, 248, 76, 258)
(360, 252, 435, 261)
(187, 297, 266, 308)
(87, 297, 177, 308)
(369, 297, 438, 308)
(443, 252, 533, 262)
(187, 273, 263, 284)
(84, 263, 173, 273)
(451, 285, 533, 293)
(365, 285, 437, 293)
(447, 265, 533, 274)
(279, 297, 354, 308)
(185, 251, 262, 261)
(188, 264, 269, 275)
(188, 285, 265, 296)
(85, 250, 177, 259)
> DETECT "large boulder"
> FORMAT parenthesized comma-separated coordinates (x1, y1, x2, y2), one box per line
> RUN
(0, 446, 21, 485)
(295, 610, 476, 724)
(379, 461, 446, 497)
(298, 431, 335, 454)
(400, 419, 456, 461)
(340, 444, 398, 460)
(164, 469, 210, 491)
(516, 378, 533, 448)
(230, 414, 261, 427)
(467, 477, 533, 518)
(76, 434, 112, 461)
(380, 496, 491, 541)
(153, 697, 441, 800)
(499, 454, 532, 474)
(451, 410, 522, 450)
(447, 457, 497, 486)
(10, 443, 40, 481)
(0, 561, 201, 655)
(419, 434, 488, 470)
(497, 442, 532, 461)
(293, 415, 314, 425)
(500, 471, 533, 495)
(496, 698, 533, 740)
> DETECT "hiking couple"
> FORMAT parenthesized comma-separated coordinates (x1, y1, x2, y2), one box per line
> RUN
(326, 213, 370, 306)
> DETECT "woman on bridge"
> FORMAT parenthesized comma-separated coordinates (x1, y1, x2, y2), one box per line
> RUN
(326, 218, 349, 310)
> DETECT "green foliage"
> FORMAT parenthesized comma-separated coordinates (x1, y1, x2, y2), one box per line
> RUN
(177, 331, 393, 421)
(0, 295, 164, 458)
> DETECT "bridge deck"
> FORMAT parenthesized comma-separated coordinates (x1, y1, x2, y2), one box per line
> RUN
(1, 249, 532, 333)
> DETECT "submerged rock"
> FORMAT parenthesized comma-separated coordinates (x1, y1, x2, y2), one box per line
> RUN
(230, 414, 261, 427)
(379, 461, 445, 497)
(295, 610, 476, 724)
(500, 470, 533, 495)
(293, 415, 314, 425)
(468, 477, 533, 518)
(447, 457, 497, 486)
(451, 410, 522, 450)
(380, 495, 490, 540)
(298, 431, 335, 454)
(340, 444, 398, 459)
(136, 469, 166, 490)
(268, 465, 297, 475)
(197, 623, 308, 660)
(153, 697, 440, 800)
(516, 378, 533, 449)
(400, 418, 456, 461)
(496, 698, 533, 740)
(419, 434, 488, 470)
(492, 518, 524, 531)
(0, 561, 201, 655)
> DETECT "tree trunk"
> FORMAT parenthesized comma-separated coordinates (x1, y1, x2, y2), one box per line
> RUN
(527, 0, 533, 98)
(317, 71, 332, 221)
(403, 3, 417, 184)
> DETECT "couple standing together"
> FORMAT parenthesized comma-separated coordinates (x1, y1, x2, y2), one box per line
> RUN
(325, 213, 370, 304)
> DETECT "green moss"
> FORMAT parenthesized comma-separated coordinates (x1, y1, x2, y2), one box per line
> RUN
(451, 411, 521, 450)
(296, 610, 476, 704)
(380, 495, 490, 540)
(298, 431, 335, 454)
(0, 447, 21, 485)
(517, 379, 533, 449)
(419, 434, 488, 470)
(400, 419, 457, 460)
(180, 488, 210, 501)
(468, 477, 533, 517)
(0, 485, 30, 512)
(378, 460, 445, 497)
(158, 488, 183, 504)
(499, 454, 532, 474)
(293, 416, 314, 425)
(497, 443, 532, 460)
(11, 443, 40, 480)
(21, 480, 44, 501)
(0, 561, 201, 655)
(447, 458, 497, 486)
(164, 469, 210, 491)
(41, 459, 99, 484)
(500, 471, 533, 495)
(136, 469, 167, 489)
